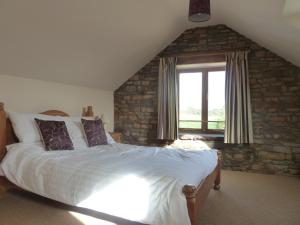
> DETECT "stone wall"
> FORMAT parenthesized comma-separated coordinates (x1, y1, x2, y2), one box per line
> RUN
(114, 25, 300, 176)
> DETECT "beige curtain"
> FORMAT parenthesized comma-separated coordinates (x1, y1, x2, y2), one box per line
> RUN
(225, 51, 253, 144)
(157, 57, 178, 140)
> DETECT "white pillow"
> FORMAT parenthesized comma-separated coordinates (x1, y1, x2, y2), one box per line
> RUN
(65, 118, 116, 147)
(8, 111, 115, 148)
(63, 117, 89, 149)
(8, 111, 59, 143)
(7, 112, 87, 148)
(106, 131, 116, 144)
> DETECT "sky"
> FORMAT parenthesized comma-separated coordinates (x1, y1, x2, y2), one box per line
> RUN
(179, 71, 225, 111)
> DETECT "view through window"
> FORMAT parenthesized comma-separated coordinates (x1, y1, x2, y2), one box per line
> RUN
(179, 66, 225, 132)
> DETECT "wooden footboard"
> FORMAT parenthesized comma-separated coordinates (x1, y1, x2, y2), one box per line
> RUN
(183, 151, 221, 225)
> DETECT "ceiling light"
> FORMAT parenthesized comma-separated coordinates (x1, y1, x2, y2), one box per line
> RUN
(189, 0, 211, 22)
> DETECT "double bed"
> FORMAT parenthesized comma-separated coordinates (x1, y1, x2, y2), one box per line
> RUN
(0, 102, 221, 225)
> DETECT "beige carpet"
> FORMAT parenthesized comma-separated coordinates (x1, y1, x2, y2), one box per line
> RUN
(0, 171, 299, 225)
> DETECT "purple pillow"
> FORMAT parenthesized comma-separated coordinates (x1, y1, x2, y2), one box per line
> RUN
(81, 118, 108, 147)
(35, 119, 74, 151)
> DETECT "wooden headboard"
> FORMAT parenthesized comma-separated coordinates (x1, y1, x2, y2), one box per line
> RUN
(0, 102, 69, 161)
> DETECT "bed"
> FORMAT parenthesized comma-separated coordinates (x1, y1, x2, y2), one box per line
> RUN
(0, 102, 221, 225)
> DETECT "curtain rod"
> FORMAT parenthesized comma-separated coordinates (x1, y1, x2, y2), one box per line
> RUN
(162, 49, 250, 58)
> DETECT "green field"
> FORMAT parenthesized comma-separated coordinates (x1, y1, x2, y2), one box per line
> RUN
(180, 106, 225, 130)
(179, 121, 225, 130)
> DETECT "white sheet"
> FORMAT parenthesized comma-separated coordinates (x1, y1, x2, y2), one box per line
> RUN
(0, 143, 218, 225)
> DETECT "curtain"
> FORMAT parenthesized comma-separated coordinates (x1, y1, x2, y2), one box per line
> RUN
(225, 51, 254, 144)
(157, 57, 178, 140)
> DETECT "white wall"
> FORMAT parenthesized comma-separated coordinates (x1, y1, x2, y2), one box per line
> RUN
(0, 74, 114, 131)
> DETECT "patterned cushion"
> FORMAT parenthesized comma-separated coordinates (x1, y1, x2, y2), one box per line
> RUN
(81, 118, 108, 147)
(35, 119, 74, 151)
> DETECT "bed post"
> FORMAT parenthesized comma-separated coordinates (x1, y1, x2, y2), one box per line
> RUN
(183, 185, 197, 225)
(183, 151, 221, 225)
(213, 151, 222, 190)
(0, 102, 7, 160)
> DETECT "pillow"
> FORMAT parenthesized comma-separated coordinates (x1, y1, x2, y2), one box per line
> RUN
(63, 117, 88, 149)
(8, 111, 88, 149)
(35, 119, 74, 151)
(7, 111, 60, 143)
(81, 118, 108, 147)
(8, 111, 113, 148)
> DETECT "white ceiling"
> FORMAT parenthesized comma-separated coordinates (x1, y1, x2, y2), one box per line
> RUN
(0, 0, 299, 91)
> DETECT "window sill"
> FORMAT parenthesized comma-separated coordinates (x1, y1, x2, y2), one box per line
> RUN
(179, 132, 224, 142)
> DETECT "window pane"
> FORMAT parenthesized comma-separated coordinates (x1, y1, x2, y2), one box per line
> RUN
(179, 72, 202, 129)
(208, 71, 225, 130)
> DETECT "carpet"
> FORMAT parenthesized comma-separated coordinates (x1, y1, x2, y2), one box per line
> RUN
(0, 171, 299, 225)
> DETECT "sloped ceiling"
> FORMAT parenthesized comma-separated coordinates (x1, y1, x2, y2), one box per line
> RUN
(0, 0, 299, 91)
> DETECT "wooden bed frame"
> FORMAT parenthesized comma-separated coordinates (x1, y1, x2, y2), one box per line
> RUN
(0, 102, 221, 225)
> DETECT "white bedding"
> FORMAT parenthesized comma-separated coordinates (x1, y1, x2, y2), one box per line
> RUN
(0, 142, 218, 225)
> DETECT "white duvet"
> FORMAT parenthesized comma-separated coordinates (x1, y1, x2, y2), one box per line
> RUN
(1, 142, 217, 225)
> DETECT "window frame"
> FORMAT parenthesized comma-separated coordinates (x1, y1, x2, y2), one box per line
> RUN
(177, 66, 226, 134)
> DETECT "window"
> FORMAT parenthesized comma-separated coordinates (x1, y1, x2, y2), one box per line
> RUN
(178, 63, 226, 133)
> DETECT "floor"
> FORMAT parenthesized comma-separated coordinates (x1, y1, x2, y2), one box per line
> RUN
(198, 171, 300, 225)
(0, 171, 299, 225)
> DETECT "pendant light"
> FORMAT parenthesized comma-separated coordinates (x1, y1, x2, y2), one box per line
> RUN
(189, 0, 211, 22)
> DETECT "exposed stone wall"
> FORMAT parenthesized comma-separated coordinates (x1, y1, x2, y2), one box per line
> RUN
(114, 25, 300, 176)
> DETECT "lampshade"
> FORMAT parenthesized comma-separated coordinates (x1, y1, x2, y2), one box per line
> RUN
(189, 0, 211, 22)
